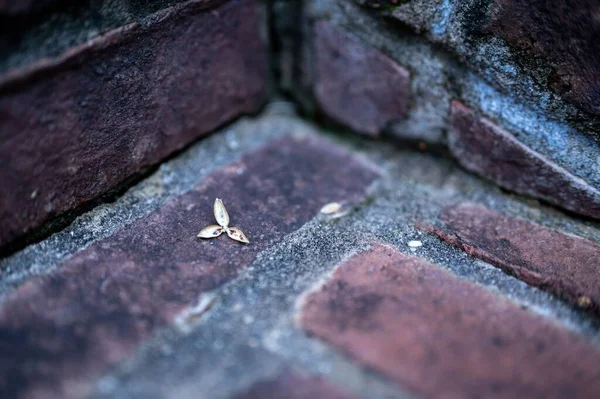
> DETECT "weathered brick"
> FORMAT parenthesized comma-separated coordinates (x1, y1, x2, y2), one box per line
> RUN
(422, 202, 600, 314)
(301, 244, 600, 398)
(449, 101, 600, 219)
(0, 0, 268, 249)
(487, 0, 600, 116)
(0, 137, 379, 399)
(313, 20, 410, 136)
(233, 370, 358, 399)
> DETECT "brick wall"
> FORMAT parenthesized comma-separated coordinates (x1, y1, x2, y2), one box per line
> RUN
(292, 0, 600, 220)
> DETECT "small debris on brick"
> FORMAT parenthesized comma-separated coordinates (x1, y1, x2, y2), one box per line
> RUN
(320, 202, 342, 215)
(174, 293, 217, 334)
(407, 240, 422, 248)
(577, 296, 592, 308)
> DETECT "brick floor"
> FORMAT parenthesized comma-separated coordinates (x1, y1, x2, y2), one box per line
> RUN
(422, 202, 600, 314)
(300, 244, 600, 398)
(0, 136, 378, 399)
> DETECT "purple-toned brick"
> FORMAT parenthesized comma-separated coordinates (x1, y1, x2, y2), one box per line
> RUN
(449, 101, 600, 219)
(0, 0, 268, 249)
(486, 0, 600, 116)
(313, 20, 410, 136)
(233, 370, 358, 399)
(301, 244, 600, 398)
(422, 202, 600, 314)
(0, 137, 379, 399)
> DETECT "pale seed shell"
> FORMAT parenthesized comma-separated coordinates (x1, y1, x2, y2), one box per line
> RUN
(197, 225, 223, 238)
(227, 227, 249, 243)
(320, 202, 342, 215)
(214, 198, 230, 227)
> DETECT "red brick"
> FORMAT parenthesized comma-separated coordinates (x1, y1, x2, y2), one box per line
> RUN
(421, 202, 600, 315)
(0, 137, 379, 399)
(486, 0, 600, 116)
(449, 101, 600, 219)
(233, 370, 358, 399)
(301, 244, 600, 398)
(0, 0, 268, 249)
(313, 21, 410, 136)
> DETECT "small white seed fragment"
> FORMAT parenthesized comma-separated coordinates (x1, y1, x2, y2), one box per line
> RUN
(408, 240, 423, 248)
(320, 202, 342, 215)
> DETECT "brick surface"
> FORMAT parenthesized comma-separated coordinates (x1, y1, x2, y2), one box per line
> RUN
(487, 0, 600, 116)
(0, 0, 267, 249)
(313, 21, 410, 136)
(0, 137, 378, 399)
(233, 370, 358, 399)
(449, 101, 600, 219)
(301, 244, 600, 398)
(422, 202, 600, 314)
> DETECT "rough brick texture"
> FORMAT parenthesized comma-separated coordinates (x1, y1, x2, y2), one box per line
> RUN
(0, 0, 267, 249)
(449, 101, 600, 219)
(0, 137, 378, 399)
(233, 370, 357, 399)
(487, 0, 600, 116)
(422, 202, 600, 314)
(301, 244, 600, 398)
(313, 21, 410, 136)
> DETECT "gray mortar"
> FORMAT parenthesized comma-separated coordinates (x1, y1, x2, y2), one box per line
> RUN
(305, 0, 600, 191)
(18, 110, 588, 398)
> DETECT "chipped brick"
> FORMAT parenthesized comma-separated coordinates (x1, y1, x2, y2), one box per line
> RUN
(0, 0, 268, 249)
(301, 244, 600, 398)
(423, 202, 600, 315)
(233, 370, 357, 399)
(313, 21, 410, 136)
(0, 137, 379, 399)
(449, 101, 600, 219)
